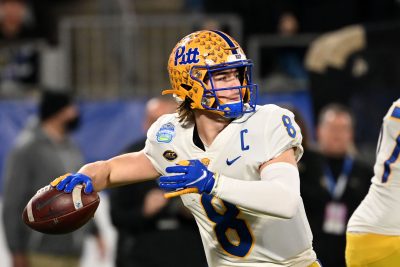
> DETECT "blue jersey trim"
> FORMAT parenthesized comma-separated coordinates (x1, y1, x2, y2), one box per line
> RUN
(391, 106, 400, 119)
(382, 135, 400, 183)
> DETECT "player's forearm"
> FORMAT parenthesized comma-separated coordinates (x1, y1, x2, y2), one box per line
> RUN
(78, 160, 112, 191)
(211, 162, 301, 219)
(78, 151, 159, 191)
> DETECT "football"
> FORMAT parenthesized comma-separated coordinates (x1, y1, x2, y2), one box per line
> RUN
(22, 184, 100, 234)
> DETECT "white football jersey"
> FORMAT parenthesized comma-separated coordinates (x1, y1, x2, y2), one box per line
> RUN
(347, 98, 400, 235)
(144, 104, 316, 267)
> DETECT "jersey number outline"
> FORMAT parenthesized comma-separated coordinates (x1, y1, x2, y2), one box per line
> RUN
(282, 115, 296, 138)
(381, 134, 400, 183)
(379, 108, 400, 183)
(201, 194, 253, 257)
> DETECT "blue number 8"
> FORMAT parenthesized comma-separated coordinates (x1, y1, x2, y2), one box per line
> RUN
(379, 109, 400, 183)
(201, 194, 253, 257)
(282, 115, 296, 138)
(381, 134, 400, 183)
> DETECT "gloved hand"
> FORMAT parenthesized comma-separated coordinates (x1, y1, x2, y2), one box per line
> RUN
(305, 24, 366, 73)
(50, 173, 93, 194)
(159, 160, 216, 198)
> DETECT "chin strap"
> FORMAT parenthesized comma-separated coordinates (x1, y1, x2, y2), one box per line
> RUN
(219, 101, 243, 118)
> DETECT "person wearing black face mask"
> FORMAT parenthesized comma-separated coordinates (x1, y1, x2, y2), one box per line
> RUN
(39, 90, 81, 134)
(2, 90, 105, 267)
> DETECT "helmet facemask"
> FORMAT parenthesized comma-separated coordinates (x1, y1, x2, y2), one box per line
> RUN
(191, 60, 258, 118)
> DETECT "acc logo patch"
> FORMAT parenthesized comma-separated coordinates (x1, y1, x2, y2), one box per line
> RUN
(156, 122, 175, 143)
(163, 150, 178, 161)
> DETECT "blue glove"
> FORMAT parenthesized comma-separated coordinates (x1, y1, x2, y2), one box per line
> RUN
(51, 173, 93, 194)
(159, 160, 216, 195)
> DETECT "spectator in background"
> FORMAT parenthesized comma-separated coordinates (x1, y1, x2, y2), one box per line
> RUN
(0, 0, 41, 96)
(300, 103, 372, 267)
(0, 0, 37, 40)
(2, 90, 104, 267)
(109, 96, 206, 267)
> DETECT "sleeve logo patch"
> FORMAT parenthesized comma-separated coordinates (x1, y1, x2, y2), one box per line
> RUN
(156, 122, 176, 143)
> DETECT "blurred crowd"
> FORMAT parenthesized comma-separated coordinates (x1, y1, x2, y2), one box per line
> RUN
(1, 0, 400, 267)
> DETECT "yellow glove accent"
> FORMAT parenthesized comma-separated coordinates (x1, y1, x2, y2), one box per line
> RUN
(50, 173, 72, 187)
(201, 158, 210, 166)
(177, 160, 191, 166)
(164, 188, 199, 199)
(178, 159, 210, 166)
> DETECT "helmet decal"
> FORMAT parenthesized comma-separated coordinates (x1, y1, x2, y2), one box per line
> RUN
(174, 47, 200, 66)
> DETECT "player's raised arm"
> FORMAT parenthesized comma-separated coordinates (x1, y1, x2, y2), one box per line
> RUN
(52, 150, 160, 193)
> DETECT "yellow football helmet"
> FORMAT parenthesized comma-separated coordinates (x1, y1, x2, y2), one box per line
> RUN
(163, 30, 258, 118)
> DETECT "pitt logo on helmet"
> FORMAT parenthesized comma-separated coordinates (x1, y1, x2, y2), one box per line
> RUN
(174, 46, 200, 66)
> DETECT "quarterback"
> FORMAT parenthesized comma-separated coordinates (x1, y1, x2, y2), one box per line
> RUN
(346, 98, 400, 267)
(52, 30, 320, 266)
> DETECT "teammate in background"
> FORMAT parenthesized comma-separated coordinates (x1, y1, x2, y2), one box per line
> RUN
(51, 30, 321, 266)
(346, 98, 400, 267)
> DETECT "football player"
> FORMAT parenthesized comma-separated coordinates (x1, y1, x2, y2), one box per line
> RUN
(346, 98, 400, 267)
(52, 30, 321, 266)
